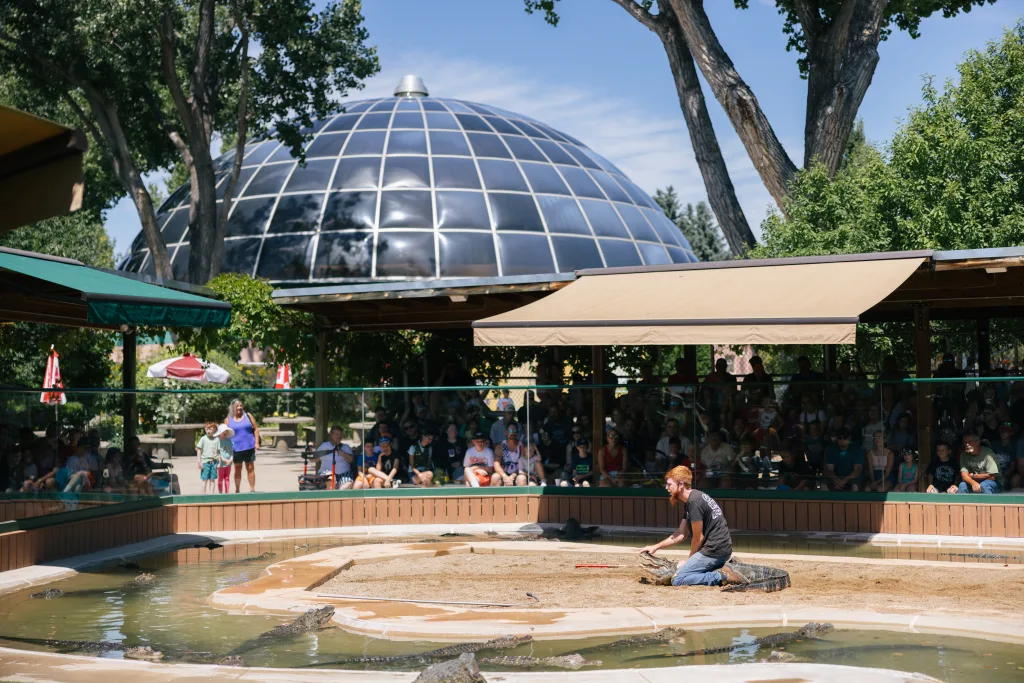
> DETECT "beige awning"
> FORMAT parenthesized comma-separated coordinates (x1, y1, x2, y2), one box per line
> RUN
(473, 254, 926, 346)
(0, 105, 87, 233)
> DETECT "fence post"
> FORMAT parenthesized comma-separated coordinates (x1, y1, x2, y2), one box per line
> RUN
(315, 328, 328, 445)
(914, 305, 933, 487)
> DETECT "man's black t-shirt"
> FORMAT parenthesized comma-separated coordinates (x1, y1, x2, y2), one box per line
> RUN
(777, 457, 813, 487)
(537, 440, 563, 468)
(684, 490, 732, 558)
(927, 456, 959, 491)
(437, 439, 466, 476)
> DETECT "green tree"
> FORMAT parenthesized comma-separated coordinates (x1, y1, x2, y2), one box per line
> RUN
(757, 22, 1024, 258)
(1, 0, 379, 284)
(654, 186, 729, 261)
(527, 0, 992, 226)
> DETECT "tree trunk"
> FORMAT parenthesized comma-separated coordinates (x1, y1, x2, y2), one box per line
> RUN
(211, 10, 251, 282)
(657, 6, 754, 254)
(803, 0, 886, 176)
(81, 89, 172, 279)
(187, 147, 220, 284)
(668, 0, 798, 211)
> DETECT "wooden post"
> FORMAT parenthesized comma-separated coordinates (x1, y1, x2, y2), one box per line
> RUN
(914, 305, 933, 486)
(591, 345, 605, 453)
(122, 328, 137, 444)
(977, 317, 991, 373)
(315, 328, 328, 444)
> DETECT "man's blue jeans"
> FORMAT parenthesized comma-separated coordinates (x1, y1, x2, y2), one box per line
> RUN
(672, 551, 729, 586)
(957, 479, 1000, 494)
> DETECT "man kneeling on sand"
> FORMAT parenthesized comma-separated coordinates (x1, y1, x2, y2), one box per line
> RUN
(640, 466, 744, 587)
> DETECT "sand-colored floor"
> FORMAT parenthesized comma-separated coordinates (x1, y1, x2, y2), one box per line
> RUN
(317, 548, 1024, 618)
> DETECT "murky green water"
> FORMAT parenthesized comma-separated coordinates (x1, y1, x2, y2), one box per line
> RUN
(0, 535, 1021, 680)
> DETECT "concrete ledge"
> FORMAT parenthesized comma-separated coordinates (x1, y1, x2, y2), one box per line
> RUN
(0, 646, 945, 682)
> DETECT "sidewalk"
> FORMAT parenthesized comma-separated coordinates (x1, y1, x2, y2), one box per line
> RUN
(172, 446, 308, 494)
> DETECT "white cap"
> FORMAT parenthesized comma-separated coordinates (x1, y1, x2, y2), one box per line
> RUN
(215, 424, 234, 438)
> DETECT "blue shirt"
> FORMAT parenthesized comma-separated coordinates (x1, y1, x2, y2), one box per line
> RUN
(825, 442, 863, 478)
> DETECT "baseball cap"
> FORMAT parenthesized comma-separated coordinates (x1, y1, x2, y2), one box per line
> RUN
(472, 431, 486, 440)
(574, 438, 589, 448)
(378, 436, 392, 445)
(504, 405, 516, 413)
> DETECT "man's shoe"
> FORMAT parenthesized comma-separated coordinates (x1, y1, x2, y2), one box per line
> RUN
(719, 565, 746, 586)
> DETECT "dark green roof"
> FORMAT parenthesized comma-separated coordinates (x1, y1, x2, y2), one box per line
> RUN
(0, 247, 230, 328)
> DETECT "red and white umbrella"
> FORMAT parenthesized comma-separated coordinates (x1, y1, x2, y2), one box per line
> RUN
(274, 363, 292, 389)
(147, 353, 230, 384)
(41, 345, 66, 406)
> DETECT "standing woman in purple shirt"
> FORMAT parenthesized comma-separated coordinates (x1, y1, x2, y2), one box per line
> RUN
(225, 399, 260, 493)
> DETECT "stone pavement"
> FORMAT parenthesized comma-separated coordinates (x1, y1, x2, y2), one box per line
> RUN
(172, 446, 309, 495)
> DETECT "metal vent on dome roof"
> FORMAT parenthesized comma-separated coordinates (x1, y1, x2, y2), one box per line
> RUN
(394, 74, 429, 97)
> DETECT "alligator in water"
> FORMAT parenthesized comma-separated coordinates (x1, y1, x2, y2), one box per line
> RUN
(303, 634, 532, 668)
(124, 646, 163, 661)
(558, 518, 599, 540)
(575, 628, 686, 654)
(939, 552, 1022, 560)
(413, 653, 485, 682)
(631, 623, 834, 661)
(484, 531, 546, 542)
(227, 606, 335, 655)
(27, 574, 155, 601)
(223, 551, 277, 564)
(193, 541, 224, 550)
(640, 553, 791, 592)
(481, 654, 600, 670)
(0, 635, 231, 664)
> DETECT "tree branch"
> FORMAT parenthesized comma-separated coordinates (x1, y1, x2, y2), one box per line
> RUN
(790, 0, 822, 43)
(668, 0, 798, 210)
(159, 9, 200, 147)
(609, 0, 664, 34)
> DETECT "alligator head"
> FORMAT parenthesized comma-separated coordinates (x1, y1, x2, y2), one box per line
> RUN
(301, 605, 336, 630)
(799, 622, 834, 637)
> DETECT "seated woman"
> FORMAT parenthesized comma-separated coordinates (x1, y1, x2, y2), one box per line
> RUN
(863, 430, 893, 492)
(597, 428, 628, 487)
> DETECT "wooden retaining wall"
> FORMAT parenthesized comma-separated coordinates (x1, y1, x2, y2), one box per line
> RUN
(0, 499, 110, 523)
(171, 494, 542, 534)
(0, 505, 175, 573)
(538, 495, 1024, 538)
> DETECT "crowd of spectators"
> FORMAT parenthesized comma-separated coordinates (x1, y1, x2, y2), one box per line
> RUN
(307, 355, 1024, 495)
(0, 424, 166, 495)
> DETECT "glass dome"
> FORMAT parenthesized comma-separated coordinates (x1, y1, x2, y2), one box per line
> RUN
(119, 76, 697, 284)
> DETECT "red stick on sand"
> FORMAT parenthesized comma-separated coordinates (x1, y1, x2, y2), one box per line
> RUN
(575, 563, 627, 568)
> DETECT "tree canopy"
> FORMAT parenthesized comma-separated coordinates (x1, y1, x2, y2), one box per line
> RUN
(756, 20, 1024, 258)
(0, 0, 379, 284)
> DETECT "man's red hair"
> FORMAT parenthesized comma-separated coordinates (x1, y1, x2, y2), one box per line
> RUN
(664, 465, 693, 506)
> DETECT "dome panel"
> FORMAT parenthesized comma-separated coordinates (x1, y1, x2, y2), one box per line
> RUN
(120, 85, 698, 283)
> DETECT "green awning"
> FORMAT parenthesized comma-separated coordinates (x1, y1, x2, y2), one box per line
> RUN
(0, 248, 231, 328)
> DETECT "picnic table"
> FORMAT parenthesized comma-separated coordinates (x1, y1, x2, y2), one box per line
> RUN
(157, 422, 207, 458)
(262, 416, 314, 449)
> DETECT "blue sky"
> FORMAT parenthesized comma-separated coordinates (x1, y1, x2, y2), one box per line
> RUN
(103, 0, 1022, 259)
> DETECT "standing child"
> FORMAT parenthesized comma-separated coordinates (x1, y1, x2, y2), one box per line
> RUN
(196, 421, 220, 494)
(495, 389, 516, 412)
(215, 424, 235, 493)
(894, 449, 918, 491)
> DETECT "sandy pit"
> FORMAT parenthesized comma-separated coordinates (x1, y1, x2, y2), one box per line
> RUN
(316, 548, 1024, 618)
